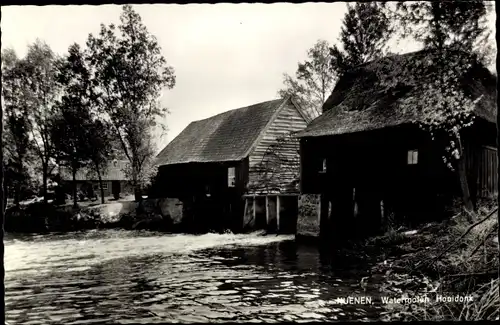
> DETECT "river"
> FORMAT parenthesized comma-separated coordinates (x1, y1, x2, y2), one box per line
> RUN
(4, 230, 386, 324)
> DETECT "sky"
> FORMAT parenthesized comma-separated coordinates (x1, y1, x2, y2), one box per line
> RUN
(1, 3, 497, 153)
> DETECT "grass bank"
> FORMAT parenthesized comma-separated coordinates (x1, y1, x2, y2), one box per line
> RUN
(363, 199, 499, 321)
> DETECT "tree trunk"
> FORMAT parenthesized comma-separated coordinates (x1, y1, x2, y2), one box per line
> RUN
(132, 166, 142, 202)
(134, 187, 142, 202)
(14, 160, 23, 207)
(457, 155, 474, 217)
(455, 132, 474, 221)
(42, 163, 48, 204)
(72, 166, 78, 208)
(431, 2, 445, 50)
(0, 93, 5, 316)
(14, 181, 20, 207)
(497, 68, 500, 299)
(97, 171, 105, 205)
(3, 181, 8, 213)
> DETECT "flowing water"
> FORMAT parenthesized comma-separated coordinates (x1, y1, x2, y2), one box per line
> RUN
(4, 230, 385, 324)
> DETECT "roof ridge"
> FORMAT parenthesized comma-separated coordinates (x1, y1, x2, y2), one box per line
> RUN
(191, 98, 284, 123)
(345, 49, 430, 73)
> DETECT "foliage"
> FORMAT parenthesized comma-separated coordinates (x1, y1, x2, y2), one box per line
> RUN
(86, 118, 116, 202)
(23, 40, 61, 202)
(390, 1, 493, 64)
(121, 128, 159, 191)
(297, 194, 321, 237)
(1, 48, 36, 203)
(86, 5, 176, 199)
(330, 2, 393, 76)
(52, 44, 95, 172)
(52, 43, 101, 205)
(278, 40, 337, 120)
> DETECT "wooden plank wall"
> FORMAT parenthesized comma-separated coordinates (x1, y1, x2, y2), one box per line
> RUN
(479, 146, 498, 197)
(247, 101, 308, 194)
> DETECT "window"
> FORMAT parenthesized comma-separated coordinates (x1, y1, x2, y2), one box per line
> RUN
(102, 182, 109, 190)
(228, 167, 236, 187)
(319, 158, 327, 173)
(407, 149, 418, 165)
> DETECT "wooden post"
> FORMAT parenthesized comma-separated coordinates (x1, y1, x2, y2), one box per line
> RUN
(265, 196, 269, 227)
(319, 193, 328, 239)
(317, 194, 321, 226)
(276, 195, 281, 233)
(380, 199, 385, 229)
(243, 197, 248, 229)
(253, 195, 256, 223)
(299, 140, 304, 193)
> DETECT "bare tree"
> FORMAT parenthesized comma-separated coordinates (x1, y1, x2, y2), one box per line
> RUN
(278, 40, 337, 120)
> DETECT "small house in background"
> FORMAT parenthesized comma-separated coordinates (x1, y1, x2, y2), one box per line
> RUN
(153, 96, 310, 233)
(296, 50, 497, 241)
(59, 160, 133, 200)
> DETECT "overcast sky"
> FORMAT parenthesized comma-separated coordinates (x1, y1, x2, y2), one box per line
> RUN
(1, 3, 496, 152)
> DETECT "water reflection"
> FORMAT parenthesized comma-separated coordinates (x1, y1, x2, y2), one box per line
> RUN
(5, 231, 383, 324)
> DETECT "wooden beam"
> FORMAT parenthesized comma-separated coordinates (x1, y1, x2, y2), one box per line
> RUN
(243, 193, 299, 198)
(484, 145, 497, 151)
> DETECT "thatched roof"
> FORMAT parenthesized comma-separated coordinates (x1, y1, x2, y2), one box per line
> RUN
(297, 50, 497, 138)
(156, 98, 290, 166)
(59, 160, 129, 181)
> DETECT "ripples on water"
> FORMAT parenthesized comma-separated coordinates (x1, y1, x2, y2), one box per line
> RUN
(5, 230, 384, 324)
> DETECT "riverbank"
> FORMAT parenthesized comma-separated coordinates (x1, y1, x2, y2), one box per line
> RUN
(4, 196, 189, 233)
(361, 203, 499, 321)
(293, 197, 499, 321)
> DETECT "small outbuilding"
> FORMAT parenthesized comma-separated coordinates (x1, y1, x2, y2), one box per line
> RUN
(60, 160, 133, 200)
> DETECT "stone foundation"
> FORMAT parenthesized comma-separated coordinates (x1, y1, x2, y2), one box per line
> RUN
(136, 197, 185, 230)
